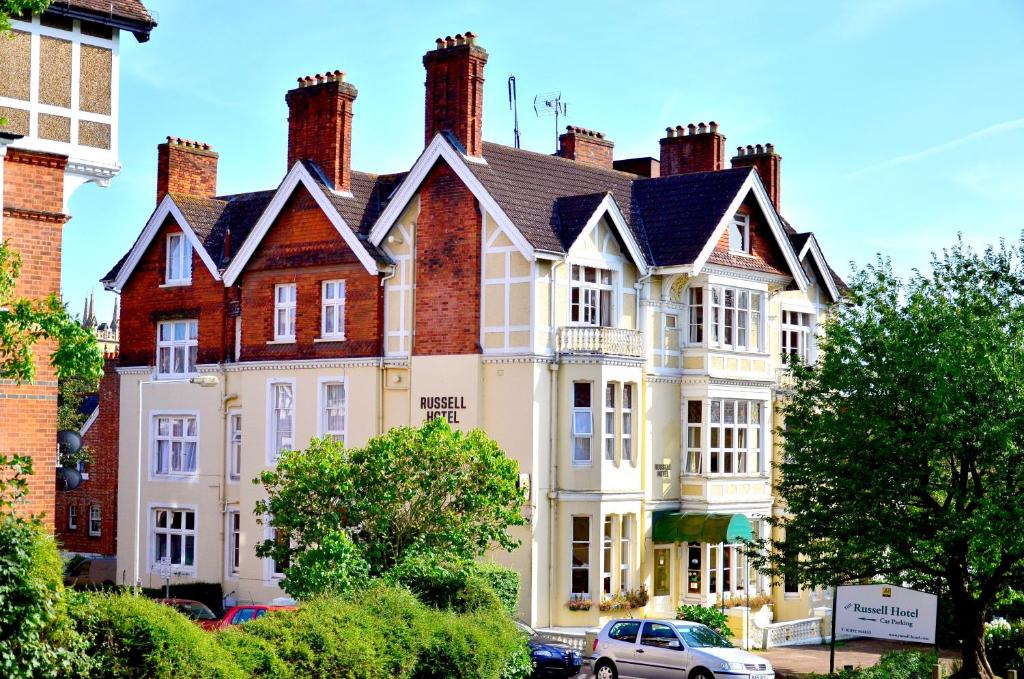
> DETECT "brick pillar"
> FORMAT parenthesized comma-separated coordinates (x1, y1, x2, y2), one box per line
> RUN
(285, 70, 357, 191)
(423, 32, 488, 157)
(156, 137, 218, 205)
(731, 143, 781, 211)
(659, 121, 726, 176)
(558, 126, 614, 169)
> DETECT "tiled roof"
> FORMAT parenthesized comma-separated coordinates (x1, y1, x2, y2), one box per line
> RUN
(47, 0, 156, 40)
(554, 192, 609, 250)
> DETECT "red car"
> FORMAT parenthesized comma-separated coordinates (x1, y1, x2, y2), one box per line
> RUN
(157, 598, 219, 623)
(201, 604, 296, 630)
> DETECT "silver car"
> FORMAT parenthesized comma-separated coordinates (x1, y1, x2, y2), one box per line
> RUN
(586, 618, 774, 679)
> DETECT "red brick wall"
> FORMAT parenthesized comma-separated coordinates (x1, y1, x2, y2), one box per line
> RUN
(423, 35, 488, 156)
(286, 76, 356, 191)
(709, 197, 788, 275)
(731, 145, 781, 211)
(119, 219, 229, 367)
(558, 127, 614, 169)
(54, 360, 119, 556)
(413, 160, 480, 355)
(659, 123, 725, 176)
(238, 185, 383, 360)
(0, 149, 67, 524)
(156, 138, 218, 205)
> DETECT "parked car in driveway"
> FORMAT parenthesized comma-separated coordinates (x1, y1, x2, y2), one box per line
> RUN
(516, 621, 583, 677)
(156, 598, 218, 624)
(63, 555, 116, 587)
(202, 604, 297, 630)
(586, 619, 774, 679)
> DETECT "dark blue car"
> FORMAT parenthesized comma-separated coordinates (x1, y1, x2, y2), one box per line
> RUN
(517, 621, 583, 678)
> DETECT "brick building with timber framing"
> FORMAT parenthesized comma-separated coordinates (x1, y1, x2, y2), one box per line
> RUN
(104, 32, 848, 637)
(0, 1, 154, 523)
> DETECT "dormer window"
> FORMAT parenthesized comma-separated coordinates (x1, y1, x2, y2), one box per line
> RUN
(728, 213, 750, 254)
(165, 233, 192, 284)
(570, 265, 613, 326)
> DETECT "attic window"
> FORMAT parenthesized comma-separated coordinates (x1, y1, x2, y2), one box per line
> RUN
(165, 233, 192, 284)
(728, 213, 750, 254)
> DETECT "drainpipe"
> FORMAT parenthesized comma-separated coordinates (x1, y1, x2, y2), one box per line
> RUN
(547, 259, 564, 627)
(634, 271, 652, 610)
(378, 265, 396, 436)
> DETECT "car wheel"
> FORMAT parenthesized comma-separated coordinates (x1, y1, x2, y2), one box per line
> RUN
(594, 660, 618, 679)
(689, 669, 714, 679)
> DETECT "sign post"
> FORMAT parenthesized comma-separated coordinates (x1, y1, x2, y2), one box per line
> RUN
(830, 583, 839, 674)
(832, 584, 938, 657)
(158, 557, 172, 599)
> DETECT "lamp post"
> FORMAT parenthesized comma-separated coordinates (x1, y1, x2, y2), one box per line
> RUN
(133, 374, 219, 590)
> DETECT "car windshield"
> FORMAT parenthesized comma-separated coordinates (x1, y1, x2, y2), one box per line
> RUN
(515, 621, 538, 637)
(175, 602, 217, 620)
(674, 624, 733, 648)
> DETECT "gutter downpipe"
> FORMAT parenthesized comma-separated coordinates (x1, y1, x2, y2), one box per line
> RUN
(547, 259, 564, 627)
(379, 264, 397, 436)
(634, 270, 653, 609)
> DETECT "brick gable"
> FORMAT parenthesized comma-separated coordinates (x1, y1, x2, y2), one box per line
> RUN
(709, 194, 788, 276)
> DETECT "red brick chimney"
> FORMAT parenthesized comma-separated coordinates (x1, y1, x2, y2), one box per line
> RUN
(731, 143, 781, 211)
(659, 122, 726, 176)
(423, 32, 488, 157)
(156, 137, 218, 205)
(558, 126, 614, 169)
(286, 70, 357, 191)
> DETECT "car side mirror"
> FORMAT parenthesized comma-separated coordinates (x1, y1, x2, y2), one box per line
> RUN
(668, 640, 682, 650)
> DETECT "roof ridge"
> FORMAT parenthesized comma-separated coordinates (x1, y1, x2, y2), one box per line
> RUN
(482, 140, 643, 180)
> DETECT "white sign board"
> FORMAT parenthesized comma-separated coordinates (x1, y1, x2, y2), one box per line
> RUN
(835, 584, 937, 644)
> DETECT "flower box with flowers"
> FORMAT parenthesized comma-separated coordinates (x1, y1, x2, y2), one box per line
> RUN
(567, 595, 592, 611)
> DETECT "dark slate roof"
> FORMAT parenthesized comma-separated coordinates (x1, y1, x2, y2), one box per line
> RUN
(47, 0, 156, 41)
(554, 192, 608, 250)
(633, 168, 753, 266)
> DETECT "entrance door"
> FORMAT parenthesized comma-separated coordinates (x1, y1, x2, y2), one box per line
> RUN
(651, 546, 673, 614)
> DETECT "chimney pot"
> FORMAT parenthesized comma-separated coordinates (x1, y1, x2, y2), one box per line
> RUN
(660, 120, 726, 176)
(455, 33, 465, 45)
(435, 37, 444, 49)
(558, 124, 614, 168)
(156, 136, 218, 205)
(736, 146, 745, 157)
(709, 121, 719, 133)
(665, 127, 675, 138)
(687, 123, 697, 135)
(423, 31, 488, 156)
(731, 140, 781, 210)
(755, 143, 763, 154)
(286, 67, 357, 190)
(445, 35, 455, 47)
(465, 31, 477, 45)
(698, 122, 707, 134)
(766, 143, 774, 154)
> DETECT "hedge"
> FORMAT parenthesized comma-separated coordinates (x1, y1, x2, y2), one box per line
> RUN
(386, 554, 521, 615)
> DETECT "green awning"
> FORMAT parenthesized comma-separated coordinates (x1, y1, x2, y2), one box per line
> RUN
(652, 511, 752, 544)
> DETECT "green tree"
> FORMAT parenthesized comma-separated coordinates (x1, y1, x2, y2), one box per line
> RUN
(1, 243, 103, 384)
(751, 238, 1024, 678)
(255, 418, 527, 598)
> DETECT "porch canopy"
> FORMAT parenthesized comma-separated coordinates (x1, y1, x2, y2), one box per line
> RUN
(652, 511, 752, 544)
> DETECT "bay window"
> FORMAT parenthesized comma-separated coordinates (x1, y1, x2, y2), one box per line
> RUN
(153, 508, 196, 570)
(708, 285, 762, 351)
(662, 313, 681, 367)
(621, 384, 633, 462)
(165, 232, 191, 284)
(156, 320, 198, 377)
(153, 414, 198, 476)
(572, 382, 592, 465)
(571, 516, 591, 597)
(570, 265, 613, 326)
(603, 384, 616, 461)
(687, 287, 704, 344)
(684, 400, 702, 474)
(709, 399, 762, 474)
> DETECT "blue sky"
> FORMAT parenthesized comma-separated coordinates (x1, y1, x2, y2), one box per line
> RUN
(64, 0, 1024, 322)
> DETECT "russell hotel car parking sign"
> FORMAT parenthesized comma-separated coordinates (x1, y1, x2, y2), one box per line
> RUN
(835, 584, 938, 644)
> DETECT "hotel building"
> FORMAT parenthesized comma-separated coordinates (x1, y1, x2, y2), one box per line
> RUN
(103, 33, 843, 628)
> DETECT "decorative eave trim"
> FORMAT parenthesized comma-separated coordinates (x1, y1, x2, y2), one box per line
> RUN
(109, 196, 223, 291)
(481, 353, 555, 365)
(557, 353, 645, 368)
(646, 374, 682, 384)
(2, 207, 68, 223)
(690, 172, 809, 291)
(116, 366, 151, 375)
(564, 193, 650, 275)
(700, 264, 792, 286)
(5, 147, 67, 169)
(709, 377, 777, 388)
(368, 134, 535, 260)
(223, 162, 380, 285)
(214, 357, 384, 372)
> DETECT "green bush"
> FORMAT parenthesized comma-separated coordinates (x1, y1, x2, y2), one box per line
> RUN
(414, 608, 529, 679)
(675, 603, 734, 640)
(71, 592, 243, 679)
(804, 649, 939, 678)
(387, 553, 520, 614)
(0, 514, 89, 678)
(986, 619, 1024, 674)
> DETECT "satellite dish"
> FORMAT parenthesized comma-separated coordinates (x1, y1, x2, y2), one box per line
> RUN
(58, 430, 83, 456)
(57, 467, 82, 491)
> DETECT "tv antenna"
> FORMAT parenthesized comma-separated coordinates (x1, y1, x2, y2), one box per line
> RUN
(505, 74, 520, 148)
(533, 91, 567, 153)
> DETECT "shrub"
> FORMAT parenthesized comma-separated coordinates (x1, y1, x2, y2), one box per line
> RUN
(414, 608, 529, 679)
(803, 650, 939, 678)
(71, 592, 243, 679)
(986, 618, 1024, 674)
(387, 553, 520, 615)
(675, 603, 733, 640)
(0, 514, 90, 678)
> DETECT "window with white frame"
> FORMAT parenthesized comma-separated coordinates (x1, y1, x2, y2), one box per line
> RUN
(321, 280, 346, 339)
(686, 543, 702, 595)
(228, 511, 240, 575)
(662, 313, 681, 368)
(320, 381, 346, 443)
(570, 265, 613, 326)
(621, 384, 634, 462)
(228, 412, 241, 481)
(781, 310, 814, 362)
(153, 508, 196, 570)
(619, 516, 632, 592)
(709, 286, 762, 351)
(708, 399, 762, 475)
(571, 515, 591, 597)
(727, 213, 750, 253)
(269, 382, 294, 460)
(88, 506, 101, 536)
(156, 320, 198, 377)
(685, 400, 703, 474)
(687, 287, 704, 344)
(602, 515, 613, 595)
(572, 382, 593, 464)
(68, 504, 77, 530)
(269, 527, 290, 578)
(603, 383, 616, 461)
(165, 233, 192, 284)
(713, 544, 745, 597)
(274, 283, 297, 341)
(153, 414, 198, 476)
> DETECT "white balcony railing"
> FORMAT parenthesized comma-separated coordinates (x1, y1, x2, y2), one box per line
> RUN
(557, 326, 643, 358)
(758, 617, 824, 648)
